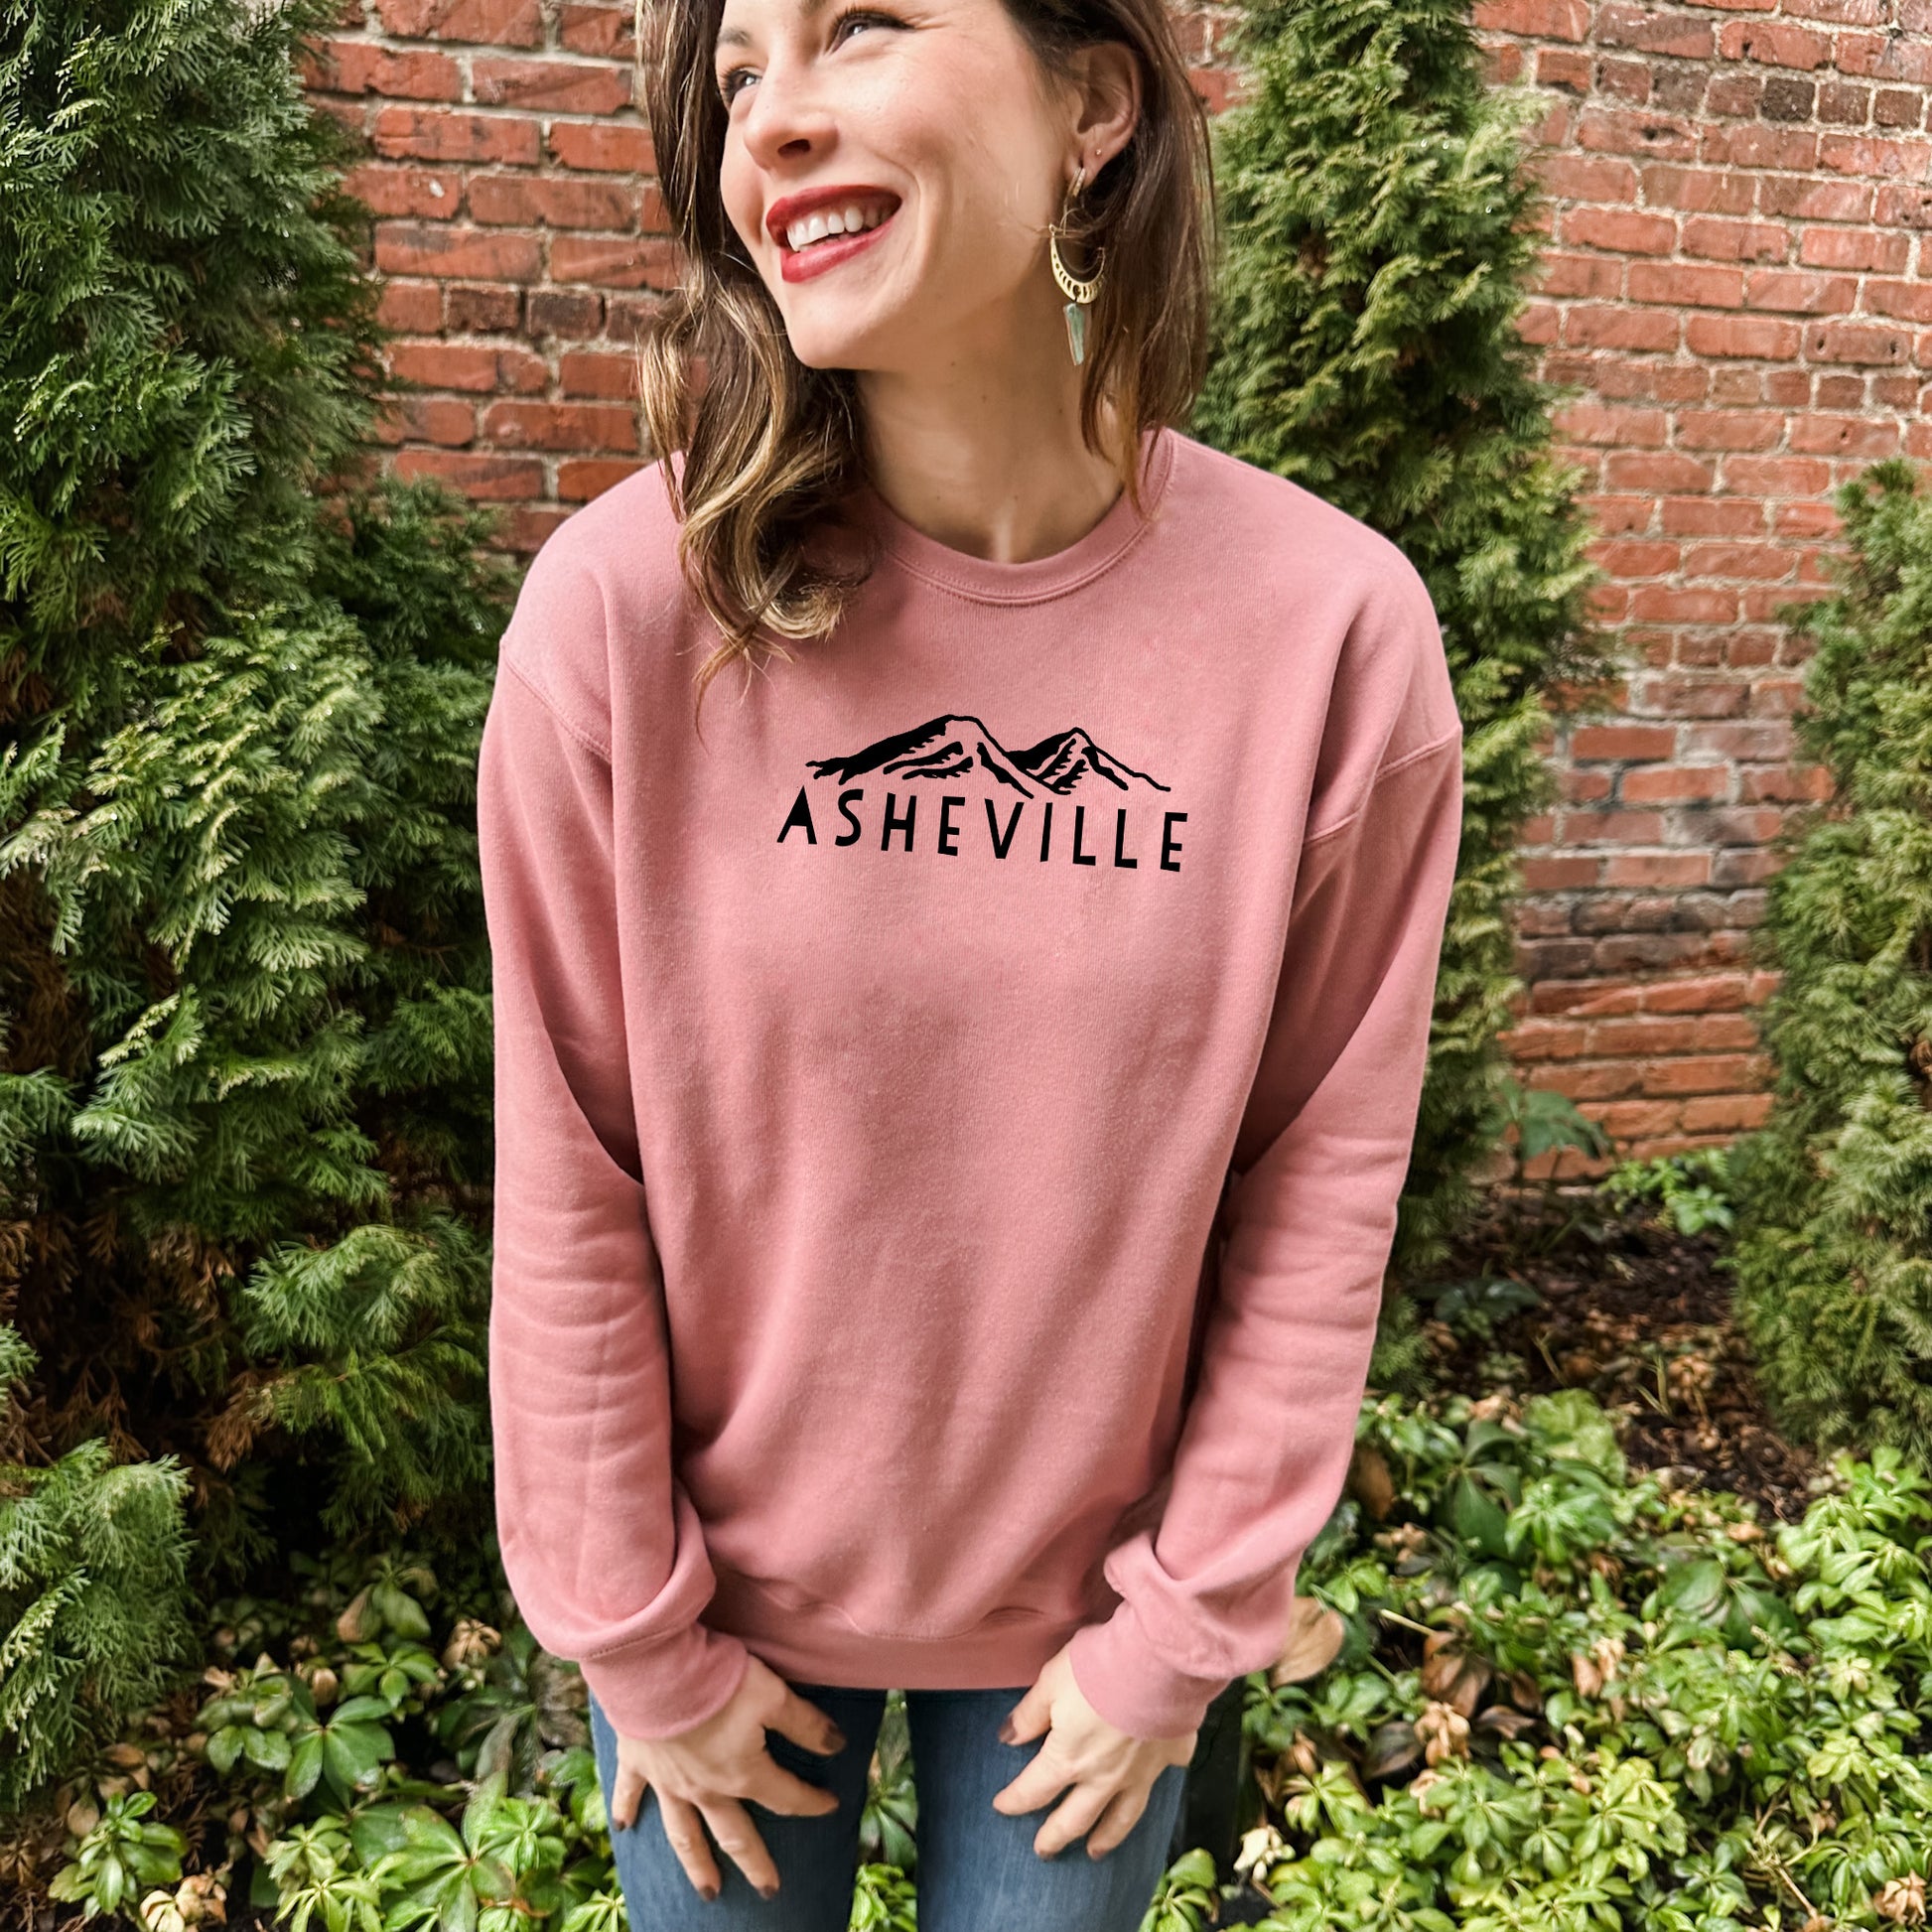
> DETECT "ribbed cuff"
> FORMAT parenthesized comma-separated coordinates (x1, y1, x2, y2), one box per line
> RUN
(1065, 1604, 1234, 1741)
(579, 1621, 753, 1741)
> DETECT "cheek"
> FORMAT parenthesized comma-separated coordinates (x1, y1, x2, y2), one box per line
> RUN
(717, 150, 760, 251)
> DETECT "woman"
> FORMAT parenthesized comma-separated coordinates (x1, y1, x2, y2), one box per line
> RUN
(475, 0, 1464, 1924)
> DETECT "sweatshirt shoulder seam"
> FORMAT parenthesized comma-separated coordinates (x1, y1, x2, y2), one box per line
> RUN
(501, 652, 613, 764)
(1303, 725, 1463, 848)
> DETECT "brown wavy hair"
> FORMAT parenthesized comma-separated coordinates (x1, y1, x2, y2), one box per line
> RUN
(632, 0, 1218, 721)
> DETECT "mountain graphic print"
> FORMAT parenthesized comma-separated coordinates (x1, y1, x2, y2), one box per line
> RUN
(775, 712, 1189, 873)
(805, 713, 1171, 798)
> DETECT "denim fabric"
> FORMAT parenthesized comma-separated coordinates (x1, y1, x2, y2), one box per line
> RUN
(588, 1679, 1189, 1932)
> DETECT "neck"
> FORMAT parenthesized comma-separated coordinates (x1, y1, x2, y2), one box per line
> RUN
(853, 329, 1129, 565)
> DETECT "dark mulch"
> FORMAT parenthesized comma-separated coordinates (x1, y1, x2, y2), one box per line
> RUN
(1411, 1188, 1823, 1525)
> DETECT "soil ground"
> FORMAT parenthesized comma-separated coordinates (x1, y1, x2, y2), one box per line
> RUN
(1416, 1187, 1821, 1523)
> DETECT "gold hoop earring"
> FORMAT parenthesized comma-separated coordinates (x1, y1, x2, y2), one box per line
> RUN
(1048, 161, 1106, 366)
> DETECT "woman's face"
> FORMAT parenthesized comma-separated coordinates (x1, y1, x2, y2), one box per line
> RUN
(712, 0, 1080, 375)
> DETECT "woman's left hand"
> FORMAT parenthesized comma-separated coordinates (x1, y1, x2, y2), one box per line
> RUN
(990, 1643, 1197, 1859)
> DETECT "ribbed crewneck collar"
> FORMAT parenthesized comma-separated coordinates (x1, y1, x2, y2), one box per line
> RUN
(845, 426, 1176, 606)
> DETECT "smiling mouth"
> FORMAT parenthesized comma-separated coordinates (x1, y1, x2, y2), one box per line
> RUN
(780, 196, 900, 255)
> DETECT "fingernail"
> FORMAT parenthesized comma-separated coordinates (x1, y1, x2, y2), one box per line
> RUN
(699, 1882, 719, 1901)
(998, 1718, 1018, 1743)
(757, 1881, 778, 1899)
(826, 1725, 848, 1750)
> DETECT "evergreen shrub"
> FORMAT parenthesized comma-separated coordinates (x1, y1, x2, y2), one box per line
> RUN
(1193, 0, 1621, 1320)
(1728, 459, 1932, 1463)
(0, 0, 514, 1805)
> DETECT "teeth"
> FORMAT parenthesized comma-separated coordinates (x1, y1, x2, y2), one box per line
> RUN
(785, 202, 892, 251)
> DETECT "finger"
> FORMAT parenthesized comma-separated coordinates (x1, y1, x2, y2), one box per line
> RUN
(991, 1738, 1075, 1817)
(770, 1691, 850, 1759)
(747, 1755, 842, 1818)
(656, 1794, 723, 1900)
(1000, 1679, 1051, 1745)
(1034, 1780, 1114, 1862)
(610, 1761, 646, 1832)
(701, 1796, 782, 1899)
(1084, 1783, 1149, 1859)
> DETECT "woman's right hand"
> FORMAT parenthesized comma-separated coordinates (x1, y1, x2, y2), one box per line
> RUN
(605, 1653, 848, 1899)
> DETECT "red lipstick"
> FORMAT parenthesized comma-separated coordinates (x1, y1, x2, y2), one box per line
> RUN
(765, 183, 901, 286)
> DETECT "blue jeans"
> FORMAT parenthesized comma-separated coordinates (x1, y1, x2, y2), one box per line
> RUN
(588, 1679, 1189, 1931)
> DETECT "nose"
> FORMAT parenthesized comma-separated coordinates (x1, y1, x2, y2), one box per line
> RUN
(734, 49, 837, 177)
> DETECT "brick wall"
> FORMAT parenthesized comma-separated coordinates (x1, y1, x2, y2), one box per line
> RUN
(1480, 0, 1931, 1173)
(305, 0, 1932, 1173)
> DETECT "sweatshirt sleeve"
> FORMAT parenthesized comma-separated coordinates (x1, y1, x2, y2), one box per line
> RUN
(478, 600, 752, 1740)
(1064, 576, 1464, 1742)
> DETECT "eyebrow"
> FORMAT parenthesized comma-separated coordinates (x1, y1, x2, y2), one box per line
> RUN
(715, 0, 834, 54)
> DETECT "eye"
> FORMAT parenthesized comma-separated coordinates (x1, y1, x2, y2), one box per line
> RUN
(717, 7, 899, 107)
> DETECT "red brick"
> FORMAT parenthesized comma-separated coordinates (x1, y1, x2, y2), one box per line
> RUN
(1474, 0, 1591, 37)
(1720, 18, 1835, 67)
(1681, 536, 1795, 574)
(1601, 450, 1720, 492)
(1522, 855, 1602, 890)
(1531, 250, 1626, 299)
(1591, 536, 1684, 572)
(548, 121, 655, 173)
(374, 223, 541, 280)
(1820, 133, 1929, 179)
(1603, 851, 1714, 886)
(1867, 279, 1932, 325)
(1681, 216, 1790, 263)
(1785, 409, 1893, 450)
(551, 234, 681, 288)
(305, 40, 462, 99)
(1628, 261, 1748, 308)
(468, 174, 638, 229)
(1677, 409, 1777, 450)
(1562, 207, 1679, 253)
(1534, 46, 1591, 91)
(372, 107, 543, 165)
(376, 0, 542, 42)
(390, 450, 545, 496)
(1557, 400, 1670, 445)
(1663, 499, 1772, 540)
(481, 400, 640, 452)
(1705, 128, 1819, 174)
(388, 342, 549, 393)
(376, 279, 443, 331)
(343, 163, 462, 218)
(1874, 183, 1932, 227)
(1571, 724, 1679, 759)
(1642, 164, 1756, 215)
(1742, 268, 1860, 314)
(1577, 107, 1701, 164)
(1800, 225, 1914, 271)
(1684, 315, 1800, 360)
(1597, 5, 1716, 56)
(1642, 1053, 1771, 1094)
(1563, 305, 1682, 351)
(1769, 178, 1869, 218)
(560, 1, 637, 60)
(1838, 30, 1932, 83)
(1806, 320, 1915, 364)
(1626, 590, 1738, 626)
(559, 349, 641, 398)
(1725, 454, 1838, 493)
(472, 57, 632, 113)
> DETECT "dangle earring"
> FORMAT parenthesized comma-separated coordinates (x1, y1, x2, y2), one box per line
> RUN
(1048, 162, 1106, 367)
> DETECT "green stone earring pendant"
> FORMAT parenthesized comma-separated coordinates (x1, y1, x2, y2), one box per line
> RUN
(1049, 163, 1105, 366)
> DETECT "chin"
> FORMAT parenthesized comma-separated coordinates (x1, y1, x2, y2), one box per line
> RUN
(779, 320, 901, 375)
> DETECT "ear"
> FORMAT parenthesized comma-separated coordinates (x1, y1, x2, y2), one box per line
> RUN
(1067, 38, 1142, 177)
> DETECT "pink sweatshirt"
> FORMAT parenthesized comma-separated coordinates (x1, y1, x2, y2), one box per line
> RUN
(477, 425, 1463, 1744)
